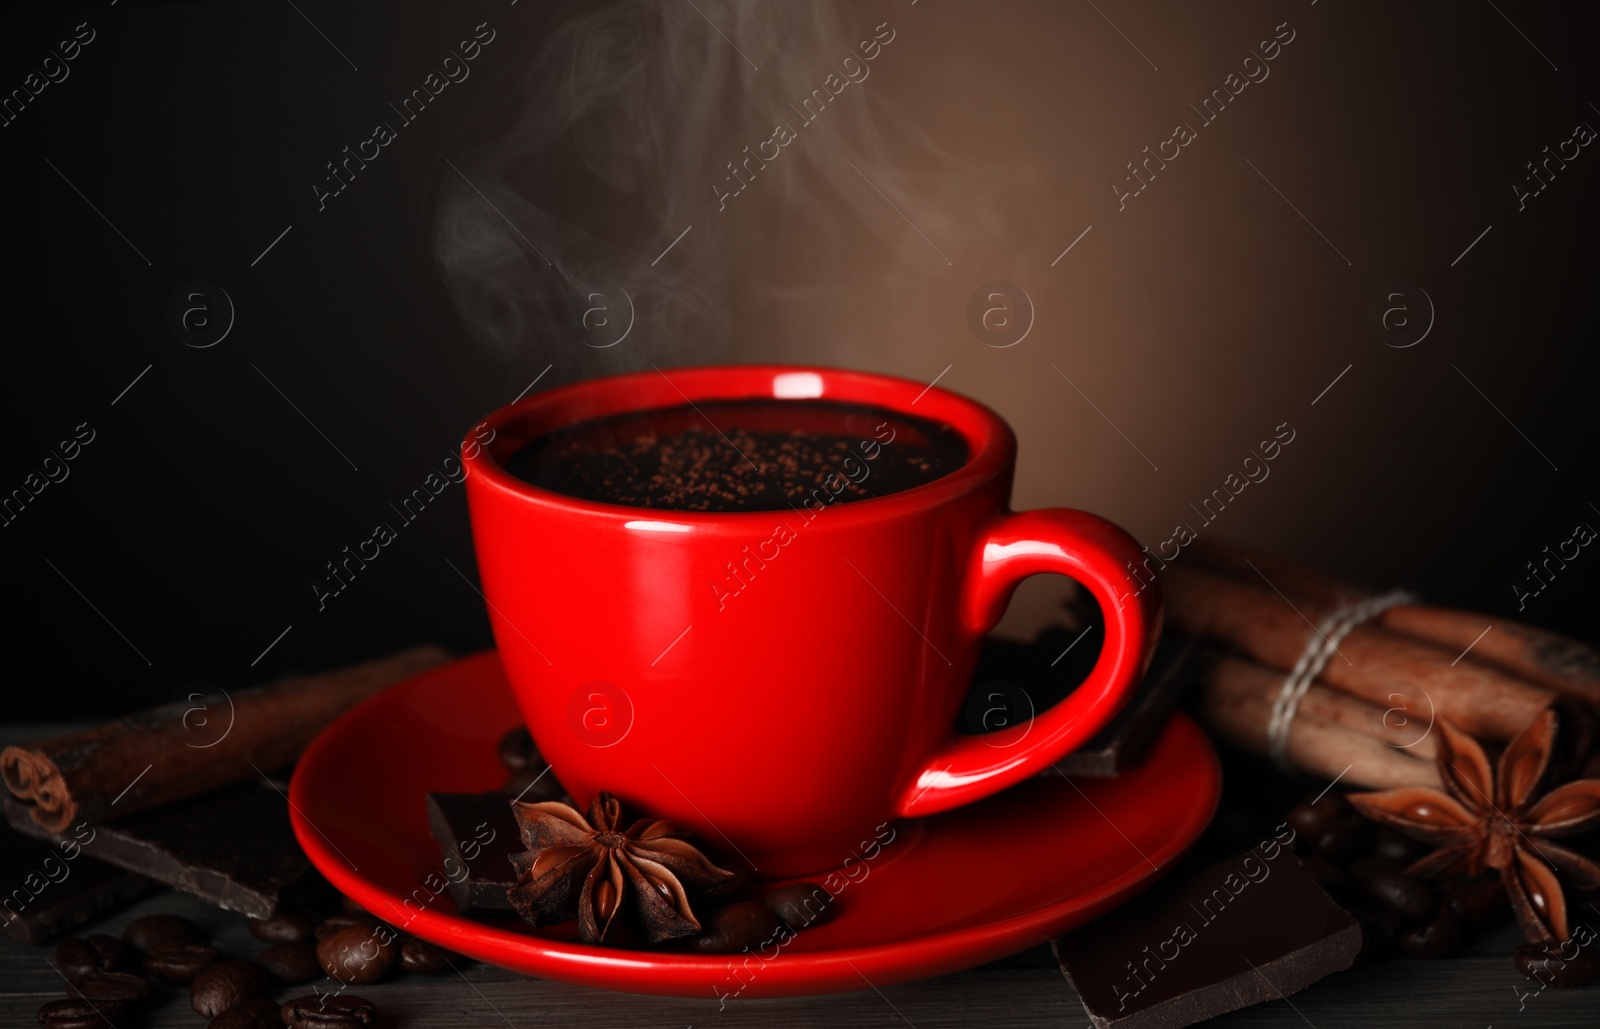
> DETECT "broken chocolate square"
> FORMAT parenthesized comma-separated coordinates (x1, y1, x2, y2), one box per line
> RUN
(0, 820, 154, 942)
(5, 781, 310, 919)
(969, 629, 1199, 776)
(1054, 837, 1361, 1028)
(426, 792, 522, 913)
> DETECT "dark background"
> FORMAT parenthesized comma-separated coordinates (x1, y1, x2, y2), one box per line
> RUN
(2, 0, 1597, 719)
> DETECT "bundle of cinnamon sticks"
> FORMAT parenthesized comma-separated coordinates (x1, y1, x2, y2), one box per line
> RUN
(1169, 540, 1600, 789)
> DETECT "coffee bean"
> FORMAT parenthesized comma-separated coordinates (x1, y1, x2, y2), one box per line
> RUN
(257, 941, 322, 984)
(87, 933, 133, 970)
(690, 901, 786, 955)
(55, 934, 131, 979)
(765, 883, 836, 930)
(399, 937, 453, 975)
(207, 997, 283, 1029)
(498, 726, 540, 770)
(1285, 794, 1352, 844)
(1347, 855, 1405, 883)
(339, 895, 369, 915)
(1398, 912, 1463, 958)
(1347, 903, 1402, 940)
(35, 998, 125, 1029)
(317, 924, 398, 984)
(281, 994, 378, 1028)
(67, 970, 155, 1006)
(1315, 816, 1373, 867)
(1298, 855, 1351, 897)
(124, 913, 201, 951)
(501, 766, 564, 802)
(1361, 868, 1437, 925)
(144, 941, 220, 983)
(250, 908, 316, 943)
(1514, 941, 1600, 987)
(315, 912, 378, 941)
(1371, 825, 1426, 864)
(1445, 876, 1509, 929)
(190, 958, 272, 1018)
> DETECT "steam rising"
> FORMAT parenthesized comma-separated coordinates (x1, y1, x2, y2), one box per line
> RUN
(432, 0, 1025, 374)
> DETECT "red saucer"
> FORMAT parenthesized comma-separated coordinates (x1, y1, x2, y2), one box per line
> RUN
(289, 652, 1220, 998)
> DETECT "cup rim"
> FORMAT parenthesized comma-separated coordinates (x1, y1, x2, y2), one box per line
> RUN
(462, 364, 1016, 524)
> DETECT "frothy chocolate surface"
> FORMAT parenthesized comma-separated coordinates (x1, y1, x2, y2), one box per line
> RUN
(505, 399, 967, 512)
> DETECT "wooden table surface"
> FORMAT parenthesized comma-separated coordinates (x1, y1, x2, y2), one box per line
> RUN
(3, 725, 1594, 1028)
(1, 886, 1591, 1029)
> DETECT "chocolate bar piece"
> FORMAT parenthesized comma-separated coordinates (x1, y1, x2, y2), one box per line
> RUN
(426, 793, 522, 912)
(1060, 632, 1199, 776)
(5, 780, 310, 919)
(0, 821, 154, 942)
(969, 629, 1199, 776)
(1054, 840, 1361, 1029)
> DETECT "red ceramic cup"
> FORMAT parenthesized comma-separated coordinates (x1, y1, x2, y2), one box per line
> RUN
(462, 365, 1160, 877)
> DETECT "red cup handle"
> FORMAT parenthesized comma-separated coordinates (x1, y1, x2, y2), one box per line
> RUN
(893, 508, 1162, 819)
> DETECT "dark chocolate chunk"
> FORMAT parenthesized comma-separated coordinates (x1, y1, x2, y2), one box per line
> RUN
(425, 792, 521, 912)
(0, 821, 153, 943)
(973, 631, 1199, 778)
(1061, 633, 1199, 776)
(5, 783, 310, 919)
(1054, 846, 1361, 1029)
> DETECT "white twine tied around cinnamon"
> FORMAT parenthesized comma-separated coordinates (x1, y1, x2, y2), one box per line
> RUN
(1266, 589, 1418, 765)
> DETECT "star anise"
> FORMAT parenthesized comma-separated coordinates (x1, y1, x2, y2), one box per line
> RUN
(507, 792, 738, 945)
(1349, 709, 1600, 945)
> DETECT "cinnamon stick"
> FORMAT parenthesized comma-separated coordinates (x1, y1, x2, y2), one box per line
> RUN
(1199, 655, 1441, 790)
(1164, 565, 1552, 740)
(1, 645, 448, 833)
(1286, 676, 1439, 761)
(1189, 537, 1600, 706)
(1380, 610, 1600, 708)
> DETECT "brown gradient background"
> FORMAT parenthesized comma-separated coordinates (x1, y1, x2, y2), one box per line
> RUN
(1, 0, 1595, 717)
